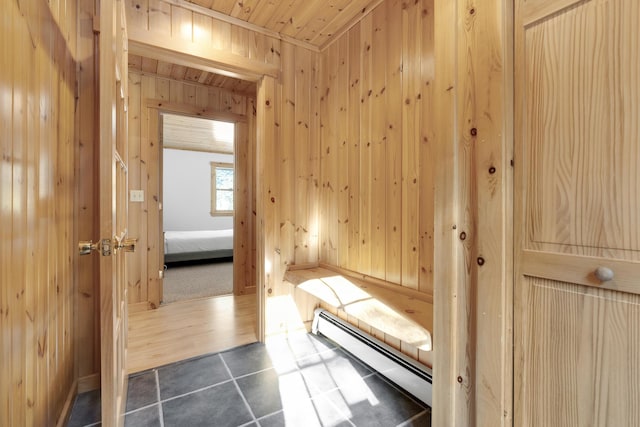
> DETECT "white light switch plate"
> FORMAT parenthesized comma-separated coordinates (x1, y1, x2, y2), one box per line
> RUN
(130, 190, 144, 202)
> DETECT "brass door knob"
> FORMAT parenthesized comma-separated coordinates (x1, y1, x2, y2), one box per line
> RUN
(78, 239, 112, 256)
(78, 241, 99, 255)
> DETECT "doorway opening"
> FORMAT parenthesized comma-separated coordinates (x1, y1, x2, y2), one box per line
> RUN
(127, 96, 259, 374)
(161, 113, 235, 305)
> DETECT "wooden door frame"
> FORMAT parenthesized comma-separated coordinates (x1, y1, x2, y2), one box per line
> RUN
(126, 52, 270, 342)
(145, 104, 251, 307)
(432, 1, 514, 426)
(127, 25, 280, 338)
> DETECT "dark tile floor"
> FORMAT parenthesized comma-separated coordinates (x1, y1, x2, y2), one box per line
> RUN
(67, 332, 431, 427)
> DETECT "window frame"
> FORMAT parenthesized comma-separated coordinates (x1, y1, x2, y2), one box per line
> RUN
(210, 162, 234, 216)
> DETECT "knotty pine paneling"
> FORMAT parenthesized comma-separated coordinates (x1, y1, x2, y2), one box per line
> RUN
(274, 42, 322, 281)
(233, 118, 253, 296)
(187, 0, 382, 50)
(454, 0, 512, 425)
(1, 0, 80, 425)
(126, 0, 282, 70)
(319, 0, 435, 294)
(279, 41, 297, 276)
(256, 43, 322, 335)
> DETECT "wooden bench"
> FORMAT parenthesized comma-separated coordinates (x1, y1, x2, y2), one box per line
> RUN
(284, 264, 433, 358)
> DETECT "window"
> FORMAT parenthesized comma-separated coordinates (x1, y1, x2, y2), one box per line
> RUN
(211, 162, 234, 216)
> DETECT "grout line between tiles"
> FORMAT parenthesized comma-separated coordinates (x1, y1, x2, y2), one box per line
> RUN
(155, 370, 165, 427)
(396, 409, 430, 427)
(218, 353, 260, 426)
(253, 409, 283, 424)
(237, 419, 262, 427)
(124, 402, 160, 415)
(229, 365, 277, 381)
(158, 378, 235, 404)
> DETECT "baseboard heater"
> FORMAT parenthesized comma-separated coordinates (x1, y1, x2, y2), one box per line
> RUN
(311, 308, 432, 407)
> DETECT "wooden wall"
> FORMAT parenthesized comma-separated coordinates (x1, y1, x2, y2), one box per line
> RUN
(318, 0, 435, 295)
(432, 0, 512, 426)
(122, 2, 514, 426)
(267, 42, 322, 290)
(1, 0, 80, 425)
(318, 0, 512, 425)
(259, 44, 323, 336)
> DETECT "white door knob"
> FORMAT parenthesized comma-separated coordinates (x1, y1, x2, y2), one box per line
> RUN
(594, 266, 614, 282)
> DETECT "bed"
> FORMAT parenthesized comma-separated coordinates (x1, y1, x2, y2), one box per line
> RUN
(164, 229, 234, 263)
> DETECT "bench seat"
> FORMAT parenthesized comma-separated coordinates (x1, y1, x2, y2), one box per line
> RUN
(284, 265, 433, 352)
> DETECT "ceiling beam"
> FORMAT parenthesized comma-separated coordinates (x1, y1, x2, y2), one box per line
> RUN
(128, 27, 280, 81)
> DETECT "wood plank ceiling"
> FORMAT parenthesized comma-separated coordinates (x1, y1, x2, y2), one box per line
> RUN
(188, 0, 383, 46)
(129, 0, 382, 96)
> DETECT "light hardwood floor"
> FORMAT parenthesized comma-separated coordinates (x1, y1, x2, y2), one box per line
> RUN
(127, 294, 258, 374)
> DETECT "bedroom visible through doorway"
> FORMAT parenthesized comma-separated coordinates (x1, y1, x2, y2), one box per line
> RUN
(161, 113, 235, 304)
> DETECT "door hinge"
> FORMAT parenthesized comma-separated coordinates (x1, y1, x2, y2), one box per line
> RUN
(93, 15, 100, 34)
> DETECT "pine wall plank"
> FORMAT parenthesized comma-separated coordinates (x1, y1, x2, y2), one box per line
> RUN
(319, 0, 436, 295)
(0, 0, 10, 410)
(279, 41, 296, 275)
(347, 25, 362, 273)
(320, 41, 338, 265)
(233, 120, 252, 295)
(127, 72, 143, 303)
(400, 0, 421, 289)
(358, 14, 373, 276)
(293, 47, 315, 264)
(1, 0, 80, 425)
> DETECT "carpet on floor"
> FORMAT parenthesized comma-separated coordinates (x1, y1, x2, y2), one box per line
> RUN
(162, 260, 233, 304)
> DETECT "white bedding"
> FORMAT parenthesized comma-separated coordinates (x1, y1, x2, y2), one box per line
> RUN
(164, 229, 233, 254)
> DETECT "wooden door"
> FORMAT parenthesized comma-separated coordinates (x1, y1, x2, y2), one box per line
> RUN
(99, 0, 130, 425)
(514, 1, 640, 426)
